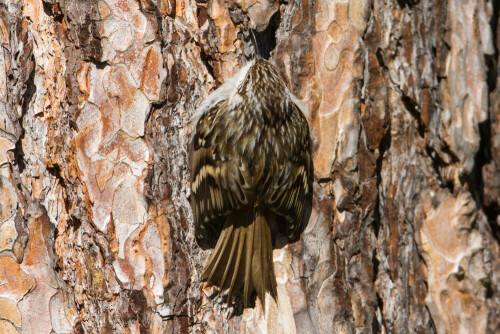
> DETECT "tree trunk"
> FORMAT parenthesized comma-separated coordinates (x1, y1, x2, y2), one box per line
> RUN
(0, 0, 499, 333)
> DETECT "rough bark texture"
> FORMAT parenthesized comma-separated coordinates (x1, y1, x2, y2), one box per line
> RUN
(0, 0, 499, 333)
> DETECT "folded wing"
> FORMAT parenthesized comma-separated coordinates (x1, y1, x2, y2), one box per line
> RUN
(263, 101, 313, 241)
(190, 102, 253, 239)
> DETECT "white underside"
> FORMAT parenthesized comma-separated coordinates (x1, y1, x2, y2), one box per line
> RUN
(190, 60, 255, 133)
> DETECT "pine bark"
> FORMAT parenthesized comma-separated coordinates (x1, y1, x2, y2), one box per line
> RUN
(0, 0, 499, 333)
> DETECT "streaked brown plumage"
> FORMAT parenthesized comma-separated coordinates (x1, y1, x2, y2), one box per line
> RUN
(190, 59, 312, 308)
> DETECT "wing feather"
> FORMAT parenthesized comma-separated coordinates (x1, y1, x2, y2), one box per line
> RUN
(264, 102, 313, 241)
(190, 103, 253, 240)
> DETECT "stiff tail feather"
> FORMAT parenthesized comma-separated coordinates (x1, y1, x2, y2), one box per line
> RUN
(202, 207, 277, 308)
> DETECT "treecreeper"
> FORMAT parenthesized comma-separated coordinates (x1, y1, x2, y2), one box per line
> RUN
(189, 59, 313, 308)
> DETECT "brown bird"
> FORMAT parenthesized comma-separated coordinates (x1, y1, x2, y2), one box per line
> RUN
(190, 59, 312, 308)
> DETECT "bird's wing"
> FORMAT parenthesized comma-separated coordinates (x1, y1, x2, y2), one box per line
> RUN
(190, 102, 253, 240)
(264, 101, 313, 241)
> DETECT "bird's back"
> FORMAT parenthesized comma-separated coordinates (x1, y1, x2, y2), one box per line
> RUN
(189, 59, 313, 307)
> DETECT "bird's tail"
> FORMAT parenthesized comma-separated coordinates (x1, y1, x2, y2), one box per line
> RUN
(202, 206, 277, 308)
